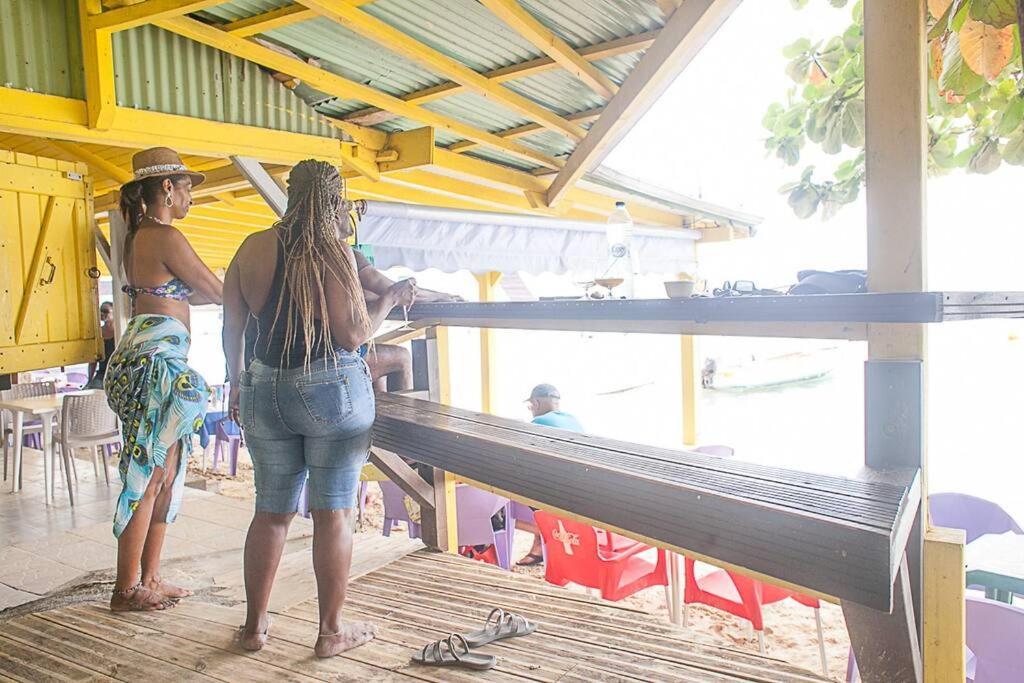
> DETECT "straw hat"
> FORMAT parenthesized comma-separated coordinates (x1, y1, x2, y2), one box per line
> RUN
(128, 147, 205, 186)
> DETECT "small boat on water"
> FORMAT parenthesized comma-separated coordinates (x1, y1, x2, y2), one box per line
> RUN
(702, 348, 837, 391)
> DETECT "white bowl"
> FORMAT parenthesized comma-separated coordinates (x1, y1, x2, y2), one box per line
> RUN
(664, 280, 695, 299)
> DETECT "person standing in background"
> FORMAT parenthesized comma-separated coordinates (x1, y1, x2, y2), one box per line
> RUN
(516, 384, 583, 566)
(86, 301, 116, 389)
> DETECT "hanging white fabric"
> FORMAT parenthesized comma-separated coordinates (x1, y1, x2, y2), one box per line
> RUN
(356, 201, 700, 276)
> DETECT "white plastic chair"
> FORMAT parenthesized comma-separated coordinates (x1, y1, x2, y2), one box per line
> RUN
(2, 381, 57, 484)
(58, 391, 120, 494)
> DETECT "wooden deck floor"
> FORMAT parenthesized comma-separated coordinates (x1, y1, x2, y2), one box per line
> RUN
(0, 550, 830, 682)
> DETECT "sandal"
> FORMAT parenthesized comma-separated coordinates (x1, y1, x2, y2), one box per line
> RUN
(516, 552, 544, 567)
(412, 633, 496, 670)
(463, 608, 537, 648)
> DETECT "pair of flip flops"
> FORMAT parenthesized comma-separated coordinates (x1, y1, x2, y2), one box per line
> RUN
(411, 608, 537, 670)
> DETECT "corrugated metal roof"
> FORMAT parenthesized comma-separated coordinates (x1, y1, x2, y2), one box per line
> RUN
(112, 24, 339, 137)
(0, 0, 84, 98)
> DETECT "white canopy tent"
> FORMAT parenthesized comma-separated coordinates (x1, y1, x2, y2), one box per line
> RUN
(356, 202, 701, 277)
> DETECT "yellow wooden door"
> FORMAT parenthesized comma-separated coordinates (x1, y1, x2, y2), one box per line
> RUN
(0, 150, 101, 374)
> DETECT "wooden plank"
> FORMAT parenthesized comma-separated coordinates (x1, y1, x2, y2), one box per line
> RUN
(922, 527, 965, 682)
(373, 393, 917, 609)
(3, 614, 214, 682)
(0, 632, 116, 681)
(842, 557, 922, 683)
(369, 447, 434, 509)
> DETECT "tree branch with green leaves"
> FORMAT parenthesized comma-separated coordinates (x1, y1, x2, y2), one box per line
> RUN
(764, 0, 1024, 220)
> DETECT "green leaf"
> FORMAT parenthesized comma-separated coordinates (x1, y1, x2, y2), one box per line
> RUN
(968, 137, 1003, 172)
(806, 107, 830, 143)
(783, 38, 812, 59)
(785, 55, 812, 83)
(788, 185, 821, 219)
(930, 134, 961, 168)
(950, 0, 973, 32)
(929, 1, 956, 40)
(939, 32, 988, 96)
(829, 0, 848, 7)
(789, 0, 810, 8)
(996, 96, 1024, 135)
(823, 109, 844, 154)
(1004, 131, 1024, 164)
(841, 99, 866, 147)
(969, 0, 1018, 28)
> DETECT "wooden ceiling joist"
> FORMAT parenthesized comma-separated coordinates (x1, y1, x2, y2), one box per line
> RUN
(546, 0, 742, 206)
(478, 0, 618, 100)
(88, 0, 225, 32)
(156, 16, 564, 171)
(344, 30, 658, 126)
(296, 0, 586, 142)
(447, 107, 603, 154)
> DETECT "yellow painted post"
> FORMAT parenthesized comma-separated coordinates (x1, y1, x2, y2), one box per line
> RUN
(923, 527, 966, 682)
(476, 272, 502, 414)
(680, 335, 698, 446)
(79, 0, 116, 131)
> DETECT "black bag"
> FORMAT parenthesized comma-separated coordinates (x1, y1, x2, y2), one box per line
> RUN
(788, 269, 867, 295)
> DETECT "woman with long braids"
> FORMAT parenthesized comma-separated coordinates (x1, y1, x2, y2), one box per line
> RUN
(104, 148, 224, 611)
(223, 160, 414, 656)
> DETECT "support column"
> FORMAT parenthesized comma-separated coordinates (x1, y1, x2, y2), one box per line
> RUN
(80, 0, 116, 130)
(230, 156, 288, 216)
(419, 326, 458, 553)
(107, 210, 130, 339)
(680, 335, 698, 446)
(923, 528, 966, 681)
(476, 272, 501, 414)
(844, 2, 930, 681)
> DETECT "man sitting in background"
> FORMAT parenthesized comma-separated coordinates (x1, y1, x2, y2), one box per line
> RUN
(516, 383, 583, 566)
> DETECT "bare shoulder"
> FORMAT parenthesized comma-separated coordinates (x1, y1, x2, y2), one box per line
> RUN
(236, 229, 277, 261)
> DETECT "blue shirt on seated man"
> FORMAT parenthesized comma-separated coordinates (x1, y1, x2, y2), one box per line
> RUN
(517, 383, 583, 567)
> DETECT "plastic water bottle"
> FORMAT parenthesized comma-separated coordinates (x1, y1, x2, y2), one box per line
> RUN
(605, 201, 635, 298)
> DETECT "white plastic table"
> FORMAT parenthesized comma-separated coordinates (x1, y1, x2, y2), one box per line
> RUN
(0, 393, 65, 505)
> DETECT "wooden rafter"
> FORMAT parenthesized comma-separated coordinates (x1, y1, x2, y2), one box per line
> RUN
(222, 0, 373, 37)
(546, 0, 741, 206)
(296, 0, 586, 141)
(88, 0, 225, 32)
(447, 107, 603, 154)
(655, 0, 681, 18)
(344, 30, 658, 126)
(478, 0, 618, 100)
(156, 16, 563, 170)
(47, 139, 132, 183)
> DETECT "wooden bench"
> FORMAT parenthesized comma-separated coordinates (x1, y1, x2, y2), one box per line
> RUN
(372, 393, 920, 611)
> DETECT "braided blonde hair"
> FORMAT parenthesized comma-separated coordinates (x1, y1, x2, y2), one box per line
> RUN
(270, 160, 369, 367)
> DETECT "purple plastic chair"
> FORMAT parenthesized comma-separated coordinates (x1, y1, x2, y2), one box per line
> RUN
(380, 479, 423, 539)
(965, 595, 1024, 682)
(211, 418, 242, 476)
(929, 493, 1023, 544)
(380, 481, 516, 569)
(455, 485, 515, 570)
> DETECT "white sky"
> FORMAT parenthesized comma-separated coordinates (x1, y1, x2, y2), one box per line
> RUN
(604, 0, 1024, 291)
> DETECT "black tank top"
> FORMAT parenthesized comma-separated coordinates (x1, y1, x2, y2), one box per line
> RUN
(250, 242, 340, 369)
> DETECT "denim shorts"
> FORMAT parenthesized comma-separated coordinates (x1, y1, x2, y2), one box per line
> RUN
(239, 353, 375, 513)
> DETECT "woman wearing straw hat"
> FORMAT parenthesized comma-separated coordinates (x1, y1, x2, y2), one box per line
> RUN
(222, 160, 412, 656)
(104, 147, 224, 611)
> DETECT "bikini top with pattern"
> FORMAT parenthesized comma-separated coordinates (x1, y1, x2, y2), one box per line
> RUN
(121, 278, 194, 301)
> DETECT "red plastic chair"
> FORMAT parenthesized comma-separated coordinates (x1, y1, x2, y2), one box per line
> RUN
(534, 511, 669, 604)
(684, 559, 827, 674)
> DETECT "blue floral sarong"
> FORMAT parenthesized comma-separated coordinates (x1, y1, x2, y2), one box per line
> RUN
(104, 314, 209, 537)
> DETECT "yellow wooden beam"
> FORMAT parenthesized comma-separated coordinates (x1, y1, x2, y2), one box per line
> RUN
(0, 87, 355, 165)
(476, 272, 502, 414)
(547, 0, 741, 206)
(80, 0, 116, 131)
(47, 139, 132, 183)
(923, 527, 965, 683)
(347, 179, 522, 215)
(222, 0, 373, 37)
(344, 30, 658, 126)
(88, 0, 224, 32)
(156, 16, 563, 170)
(680, 333, 698, 446)
(297, 0, 585, 141)
(479, 0, 618, 100)
(448, 107, 602, 154)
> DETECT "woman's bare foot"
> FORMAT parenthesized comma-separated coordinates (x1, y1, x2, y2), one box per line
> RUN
(144, 576, 192, 599)
(237, 618, 271, 652)
(314, 622, 377, 658)
(110, 583, 178, 612)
